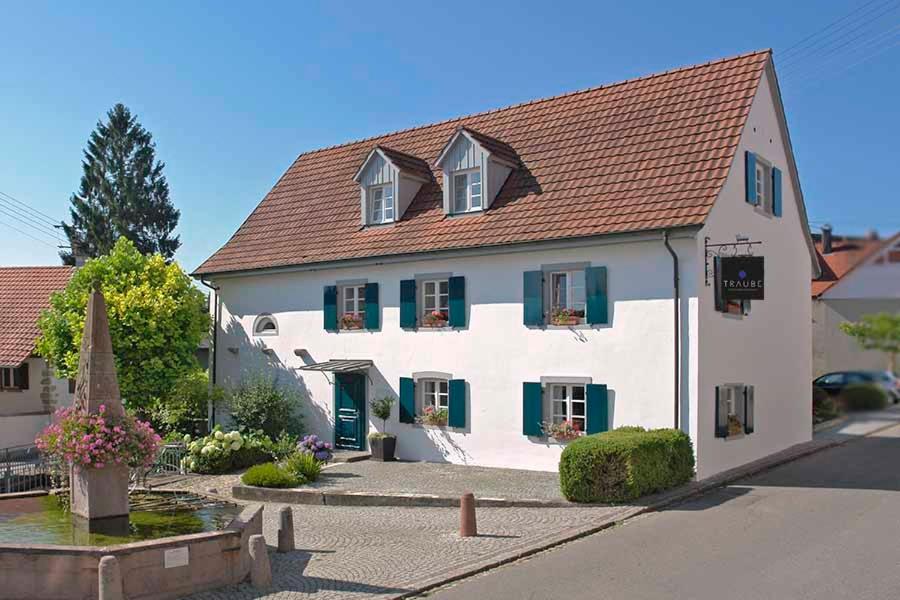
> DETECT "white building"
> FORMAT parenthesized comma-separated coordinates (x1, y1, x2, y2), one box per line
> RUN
(0, 267, 76, 449)
(812, 228, 900, 376)
(195, 50, 820, 480)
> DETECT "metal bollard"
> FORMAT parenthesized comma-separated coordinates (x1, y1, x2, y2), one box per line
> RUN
(460, 492, 477, 537)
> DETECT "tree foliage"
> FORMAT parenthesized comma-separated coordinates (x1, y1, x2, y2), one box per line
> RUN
(36, 238, 209, 412)
(228, 373, 303, 438)
(840, 312, 900, 373)
(61, 103, 180, 264)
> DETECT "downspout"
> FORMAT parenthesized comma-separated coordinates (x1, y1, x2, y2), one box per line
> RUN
(663, 231, 680, 430)
(199, 279, 220, 429)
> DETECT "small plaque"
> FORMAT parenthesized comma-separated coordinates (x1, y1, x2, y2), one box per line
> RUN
(164, 546, 189, 568)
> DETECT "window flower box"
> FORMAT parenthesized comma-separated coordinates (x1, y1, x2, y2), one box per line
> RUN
(422, 310, 449, 328)
(340, 313, 364, 330)
(418, 406, 448, 427)
(727, 415, 744, 437)
(550, 308, 583, 326)
(543, 419, 583, 442)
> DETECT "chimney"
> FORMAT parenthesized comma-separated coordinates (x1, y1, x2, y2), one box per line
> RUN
(865, 229, 880, 241)
(72, 241, 87, 267)
(822, 224, 833, 254)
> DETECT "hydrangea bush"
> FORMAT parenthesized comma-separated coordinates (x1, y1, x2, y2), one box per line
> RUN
(181, 427, 272, 474)
(36, 405, 162, 470)
(297, 434, 333, 462)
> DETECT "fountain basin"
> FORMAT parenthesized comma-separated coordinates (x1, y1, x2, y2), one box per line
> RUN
(0, 491, 263, 600)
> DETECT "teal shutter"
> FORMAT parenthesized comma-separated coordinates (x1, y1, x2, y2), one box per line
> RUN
(522, 382, 543, 436)
(585, 266, 608, 325)
(772, 167, 782, 217)
(13, 363, 29, 390)
(323, 285, 338, 331)
(364, 283, 380, 330)
(745, 151, 757, 205)
(448, 379, 466, 428)
(715, 386, 728, 438)
(523, 271, 544, 326)
(400, 279, 417, 328)
(448, 276, 466, 327)
(585, 384, 609, 434)
(399, 377, 415, 423)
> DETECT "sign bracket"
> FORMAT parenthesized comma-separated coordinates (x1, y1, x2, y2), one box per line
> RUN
(704, 236, 763, 286)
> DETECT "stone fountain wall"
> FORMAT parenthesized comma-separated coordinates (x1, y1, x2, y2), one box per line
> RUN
(0, 498, 263, 600)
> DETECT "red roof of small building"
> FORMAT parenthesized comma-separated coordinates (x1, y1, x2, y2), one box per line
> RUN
(811, 233, 898, 298)
(0, 267, 74, 367)
(196, 50, 771, 276)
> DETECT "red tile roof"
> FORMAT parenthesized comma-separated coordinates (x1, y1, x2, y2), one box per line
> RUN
(196, 50, 771, 276)
(0, 267, 74, 367)
(812, 233, 899, 297)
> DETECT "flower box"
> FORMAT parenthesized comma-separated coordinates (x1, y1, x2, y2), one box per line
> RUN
(422, 311, 449, 328)
(418, 406, 449, 427)
(543, 420, 583, 442)
(727, 415, 744, 437)
(550, 308, 583, 326)
(340, 314, 364, 330)
(551, 316, 580, 326)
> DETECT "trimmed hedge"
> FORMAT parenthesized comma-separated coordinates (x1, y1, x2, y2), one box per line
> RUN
(241, 462, 300, 488)
(559, 427, 694, 503)
(841, 383, 888, 411)
(812, 386, 839, 423)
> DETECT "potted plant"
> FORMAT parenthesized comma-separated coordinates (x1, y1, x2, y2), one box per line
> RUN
(418, 405, 449, 427)
(368, 396, 396, 461)
(422, 310, 449, 327)
(550, 308, 581, 326)
(543, 419, 582, 442)
(340, 313, 364, 330)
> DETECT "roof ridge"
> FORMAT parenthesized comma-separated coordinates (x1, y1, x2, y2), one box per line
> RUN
(294, 49, 771, 158)
(0, 265, 73, 270)
(376, 144, 431, 163)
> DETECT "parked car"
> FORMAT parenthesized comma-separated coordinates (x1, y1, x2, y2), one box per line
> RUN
(814, 371, 900, 403)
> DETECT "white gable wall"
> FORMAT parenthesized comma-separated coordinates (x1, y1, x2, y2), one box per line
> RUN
(695, 64, 814, 479)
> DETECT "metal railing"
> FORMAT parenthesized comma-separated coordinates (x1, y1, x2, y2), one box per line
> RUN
(1, 443, 186, 495)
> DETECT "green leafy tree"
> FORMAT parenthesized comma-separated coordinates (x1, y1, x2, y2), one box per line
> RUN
(150, 368, 224, 436)
(36, 238, 209, 413)
(61, 103, 180, 264)
(840, 312, 900, 374)
(228, 373, 303, 438)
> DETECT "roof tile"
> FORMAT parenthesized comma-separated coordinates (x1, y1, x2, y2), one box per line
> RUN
(0, 267, 74, 367)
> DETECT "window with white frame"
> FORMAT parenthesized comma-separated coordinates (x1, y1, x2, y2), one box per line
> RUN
(452, 168, 482, 213)
(421, 279, 449, 325)
(421, 379, 449, 411)
(340, 284, 366, 328)
(253, 315, 278, 336)
(550, 383, 586, 431)
(369, 184, 394, 224)
(715, 383, 754, 438)
(754, 158, 773, 215)
(549, 270, 586, 323)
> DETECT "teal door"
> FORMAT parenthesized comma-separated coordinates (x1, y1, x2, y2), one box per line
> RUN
(334, 373, 366, 450)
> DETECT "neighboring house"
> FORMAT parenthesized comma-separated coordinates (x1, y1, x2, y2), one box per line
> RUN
(812, 227, 900, 376)
(0, 267, 75, 448)
(195, 50, 820, 480)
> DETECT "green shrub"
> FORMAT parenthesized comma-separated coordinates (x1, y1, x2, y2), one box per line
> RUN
(182, 427, 273, 474)
(228, 374, 303, 438)
(841, 383, 888, 411)
(559, 427, 694, 503)
(282, 452, 322, 483)
(812, 386, 839, 423)
(150, 368, 225, 436)
(241, 463, 300, 488)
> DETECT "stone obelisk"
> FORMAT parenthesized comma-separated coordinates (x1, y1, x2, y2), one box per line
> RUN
(70, 285, 129, 525)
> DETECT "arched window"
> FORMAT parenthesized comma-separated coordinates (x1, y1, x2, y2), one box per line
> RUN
(253, 314, 278, 336)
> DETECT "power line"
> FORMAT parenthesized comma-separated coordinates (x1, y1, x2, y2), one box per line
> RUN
(0, 220, 59, 249)
(0, 203, 61, 244)
(0, 189, 62, 228)
(0, 197, 63, 241)
(778, 0, 895, 60)
(788, 38, 900, 91)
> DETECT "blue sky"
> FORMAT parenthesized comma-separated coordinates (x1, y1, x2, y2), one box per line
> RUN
(1, 0, 897, 269)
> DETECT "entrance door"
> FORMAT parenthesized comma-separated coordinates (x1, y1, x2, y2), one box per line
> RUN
(334, 372, 366, 450)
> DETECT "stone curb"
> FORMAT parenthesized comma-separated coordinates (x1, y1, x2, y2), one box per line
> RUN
(813, 414, 849, 433)
(395, 419, 900, 599)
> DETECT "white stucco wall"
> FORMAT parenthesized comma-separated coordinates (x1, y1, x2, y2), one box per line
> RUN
(211, 236, 699, 472)
(694, 66, 814, 479)
(0, 357, 74, 448)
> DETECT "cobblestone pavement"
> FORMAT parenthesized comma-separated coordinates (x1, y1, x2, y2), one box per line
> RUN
(162, 461, 563, 504)
(184, 503, 627, 600)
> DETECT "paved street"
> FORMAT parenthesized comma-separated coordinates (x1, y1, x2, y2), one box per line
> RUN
(423, 423, 900, 600)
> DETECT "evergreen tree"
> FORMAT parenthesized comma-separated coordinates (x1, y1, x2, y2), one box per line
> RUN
(61, 103, 180, 264)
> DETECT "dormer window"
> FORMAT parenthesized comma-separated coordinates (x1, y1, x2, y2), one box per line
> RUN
(436, 127, 518, 216)
(370, 184, 394, 223)
(452, 169, 482, 213)
(354, 146, 431, 227)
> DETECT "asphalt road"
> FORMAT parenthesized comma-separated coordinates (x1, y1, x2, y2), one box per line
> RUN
(424, 425, 900, 600)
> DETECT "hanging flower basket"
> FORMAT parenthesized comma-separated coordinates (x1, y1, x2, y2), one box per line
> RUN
(340, 313, 364, 330)
(422, 311, 449, 328)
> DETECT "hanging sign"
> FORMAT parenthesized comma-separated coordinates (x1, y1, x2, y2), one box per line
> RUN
(718, 256, 764, 300)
